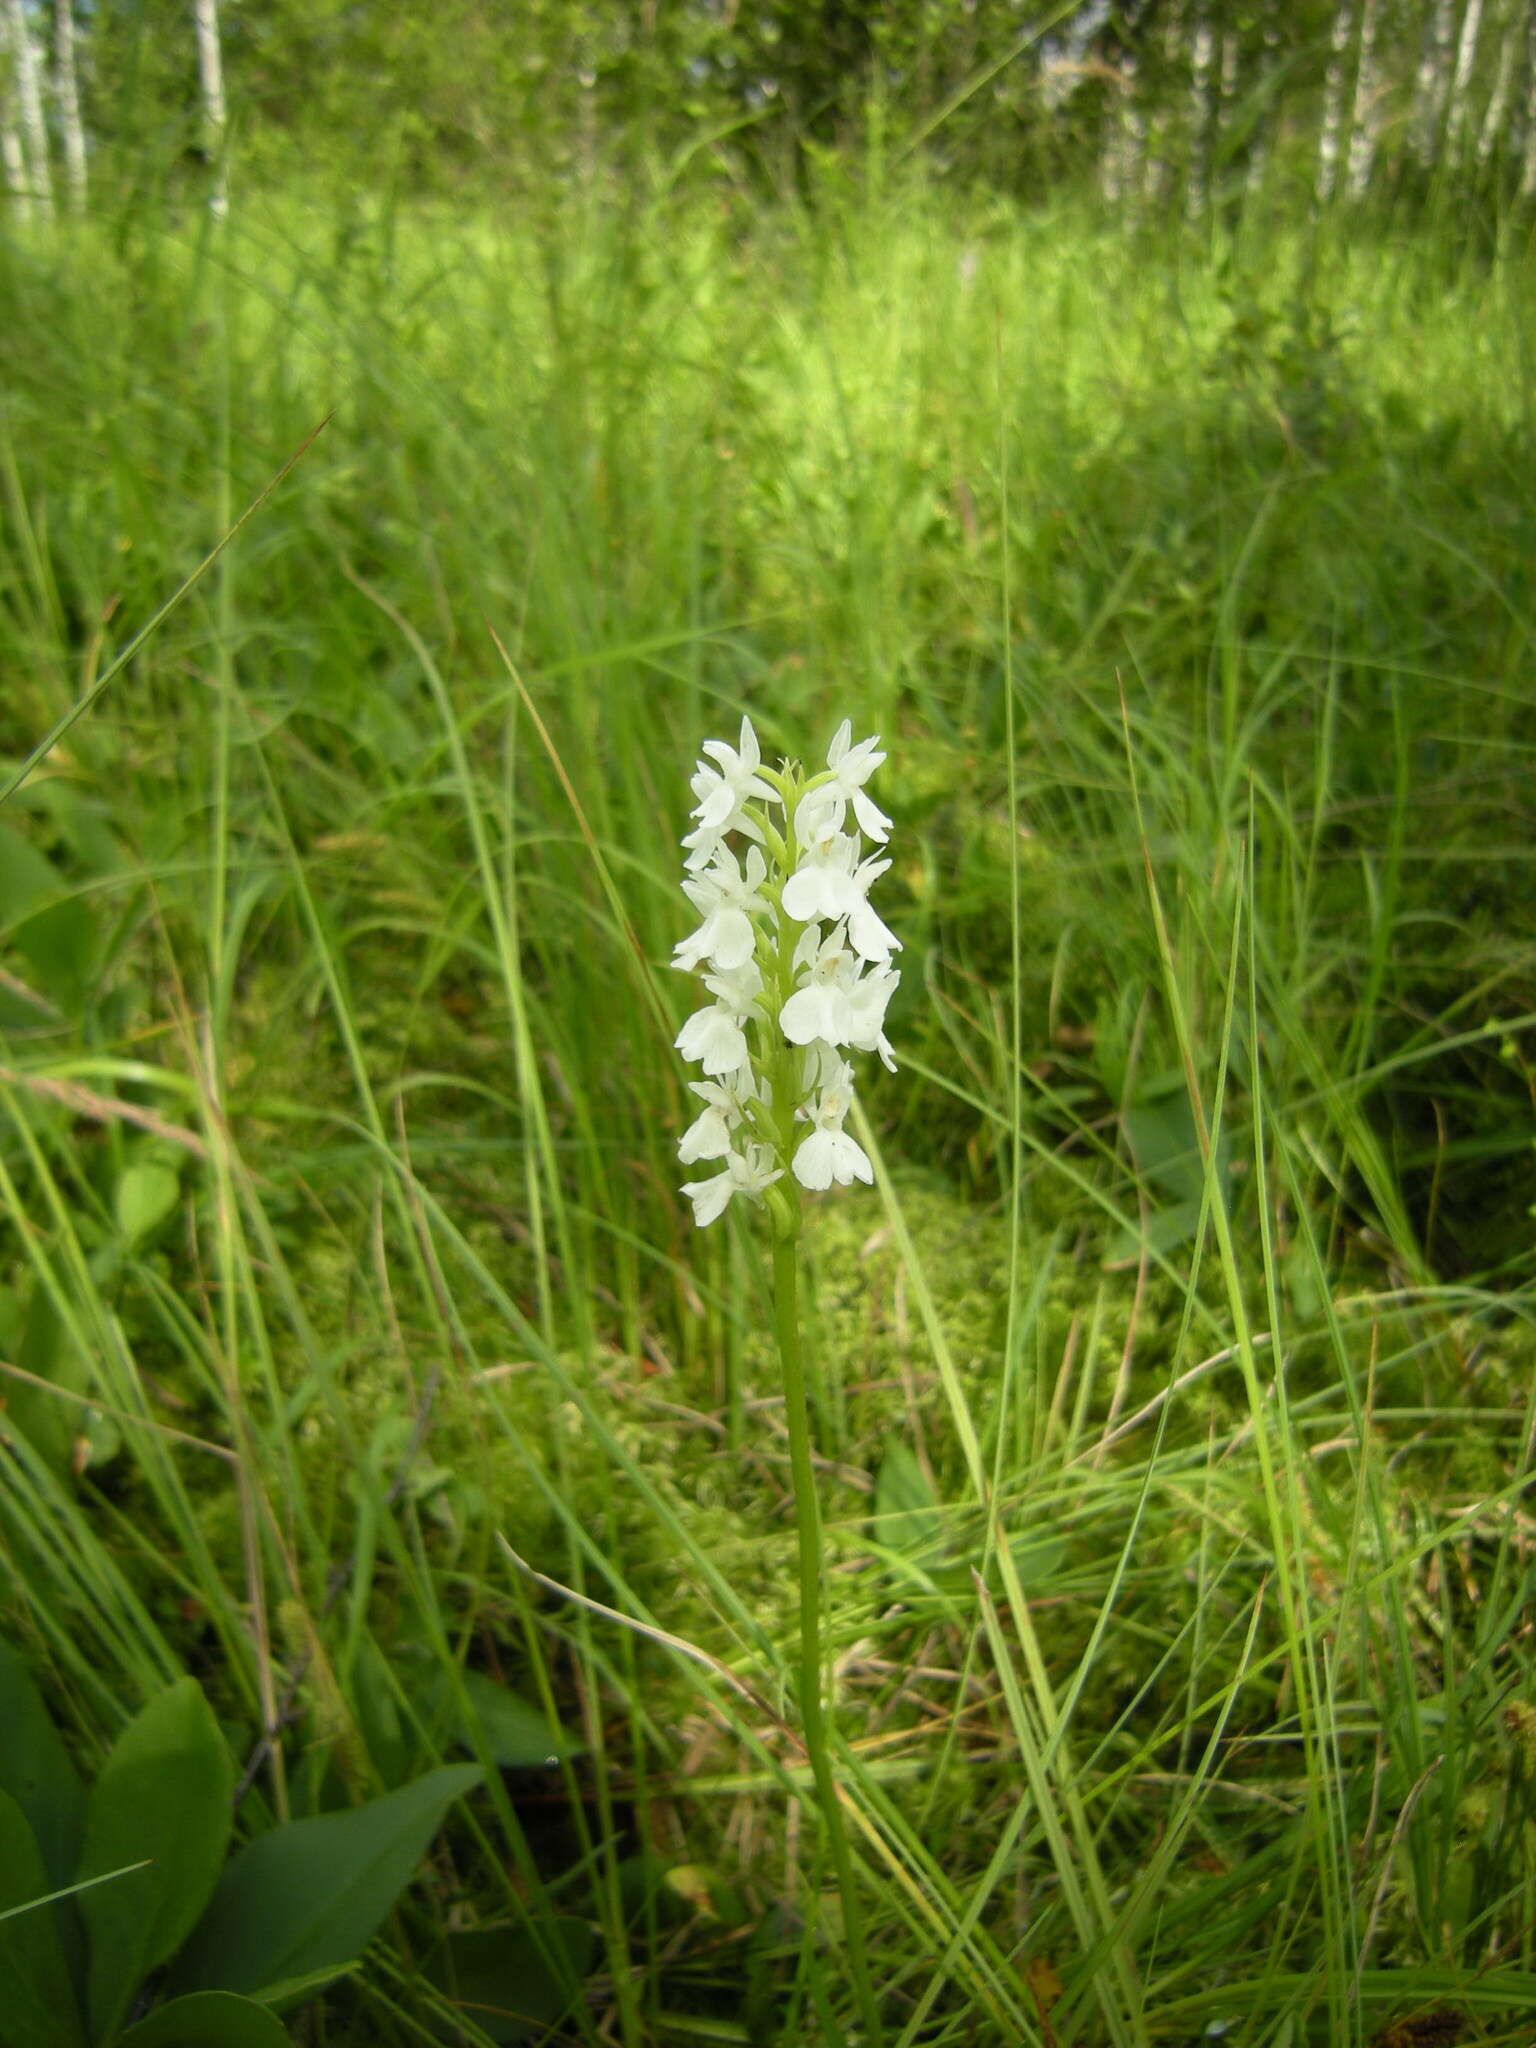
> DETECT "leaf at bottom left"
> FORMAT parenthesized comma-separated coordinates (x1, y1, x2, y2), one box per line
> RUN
(0, 1787, 86, 2048)
(117, 1990, 291, 2046)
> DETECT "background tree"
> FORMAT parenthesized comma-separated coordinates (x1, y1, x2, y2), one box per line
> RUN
(3, 0, 54, 219)
(53, 0, 87, 209)
(9, 0, 1532, 221)
(192, 0, 227, 214)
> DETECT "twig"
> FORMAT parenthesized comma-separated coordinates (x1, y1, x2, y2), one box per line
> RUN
(0, 1065, 208, 1157)
(0, 1356, 237, 1462)
(496, 1533, 782, 1724)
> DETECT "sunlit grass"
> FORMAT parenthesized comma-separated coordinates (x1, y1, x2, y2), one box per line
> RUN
(0, 168, 1534, 2043)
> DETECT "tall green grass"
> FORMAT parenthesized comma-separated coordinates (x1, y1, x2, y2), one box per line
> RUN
(1, 169, 1535, 2043)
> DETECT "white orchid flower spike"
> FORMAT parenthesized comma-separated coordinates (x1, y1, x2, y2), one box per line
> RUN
(671, 712, 900, 1225)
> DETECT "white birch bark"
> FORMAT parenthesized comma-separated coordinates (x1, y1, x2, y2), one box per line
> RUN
(1185, 13, 1215, 219)
(1106, 54, 1144, 215)
(1098, 78, 1123, 204)
(1217, 22, 1238, 133)
(1141, 0, 1185, 207)
(1346, 0, 1381, 199)
(1098, 48, 1131, 207)
(1, 88, 26, 214)
(1447, 0, 1486, 160)
(1476, 0, 1519, 167)
(1163, 0, 1186, 66)
(1522, 11, 1536, 195)
(1414, 0, 1456, 166)
(3, 0, 54, 220)
(1245, 5, 1283, 194)
(1315, 0, 1356, 205)
(53, 0, 85, 211)
(192, 0, 228, 219)
(1205, 20, 1238, 202)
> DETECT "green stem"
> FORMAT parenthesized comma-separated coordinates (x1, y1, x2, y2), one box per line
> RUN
(773, 1230, 884, 2047)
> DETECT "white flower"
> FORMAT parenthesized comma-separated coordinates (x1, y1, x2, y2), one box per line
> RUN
(678, 1072, 757, 1163)
(793, 1081, 873, 1191)
(702, 959, 763, 1012)
(791, 920, 825, 975)
(781, 829, 901, 963)
(675, 1006, 748, 1076)
(778, 928, 857, 1047)
(799, 1040, 850, 1093)
(844, 965, 900, 1073)
(672, 714, 897, 1225)
(673, 846, 770, 972)
(794, 719, 891, 844)
(681, 1143, 784, 1227)
(682, 809, 759, 874)
(688, 717, 778, 835)
(779, 927, 897, 1062)
(675, 961, 762, 1076)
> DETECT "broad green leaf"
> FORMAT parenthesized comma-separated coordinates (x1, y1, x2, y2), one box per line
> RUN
(1123, 1093, 1205, 1203)
(427, 1668, 581, 1769)
(0, 823, 62, 927)
(949, 1535, 1065, 1598)
(872, 1442, 942, 1560)
(13, 897, 97, 1008)
(1106, 1195, 1206, 1266)
(887, 1532, 1066, 1618)
(172, 1764, 481, 2000)
(31, 784, 124, 880)
(430, 1917, 595, 2045)
(117, 1991, 291, 2047)
(5, 1285, 81, 1472)
(0, 1641, 85, 1887)
(460, 1670, 580, 1767)
(225, 1962, 354, 2007)
(346, 1637, 410, 1787)
(78, 1679, 233, 2042)
(0, 970, 58, 1028)
(1002, 1533, 1067, 1589)
(73, 1405, 125, 1475)
(1123, 1087, 1231, 1210)
(0, 1789, 86, 2048)
(115, 1161, 182, 1247)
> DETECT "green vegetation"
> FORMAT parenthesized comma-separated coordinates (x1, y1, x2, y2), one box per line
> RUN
(2, 156, 1535, 2044)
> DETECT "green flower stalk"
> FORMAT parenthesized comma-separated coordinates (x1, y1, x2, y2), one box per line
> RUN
(673, 714, 896, 2044)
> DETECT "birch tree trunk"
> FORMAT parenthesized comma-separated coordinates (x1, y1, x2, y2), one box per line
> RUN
(1414, 0, 1456, 166)
(1, 88, 26, 213)
(1097, 45, 1140, 212)
(1161, 1, 1186, 74)
(1098, 74, 1124, 205)
(53, 0, 86, 212)
(1521, 11, 1536, 195)
(1142, 0, 1186, 207)
(3, 0, 54, 220)
(1315, 0, 1356, 205)
(1185, 10, 1215, 220)
(1245, 4, 1284, 195)
(1106, 54, 1144, 216)
(1217, 22, 1238, 146)
(1122, 55, 1146, 215)
(1346, 0, 1381, 199)
(1446, 0, 1486, 161)
(1476, 0, 1519, 167)
(192, 0, 228, 219)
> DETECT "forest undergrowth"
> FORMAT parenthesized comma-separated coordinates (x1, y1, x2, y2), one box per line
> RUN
(1, 170, 1535, 2046)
